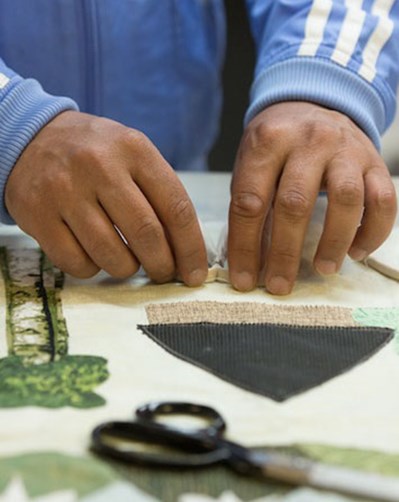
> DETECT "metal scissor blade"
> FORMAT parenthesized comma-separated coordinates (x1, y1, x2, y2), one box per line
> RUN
(249, 450, 399, 501)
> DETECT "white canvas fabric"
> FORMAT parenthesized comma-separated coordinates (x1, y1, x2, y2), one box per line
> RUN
(0, 173, 398, 461)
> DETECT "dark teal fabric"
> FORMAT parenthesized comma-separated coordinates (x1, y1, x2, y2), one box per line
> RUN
(138, 323, 393, 402)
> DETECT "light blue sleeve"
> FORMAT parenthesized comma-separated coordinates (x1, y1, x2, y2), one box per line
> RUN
(0, 59, 78, 224)
(245, 0, 399, 149)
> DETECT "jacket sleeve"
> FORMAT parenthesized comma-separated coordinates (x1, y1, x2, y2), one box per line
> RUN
(244, 0, 399, 149)
(0, 59, 78, 224)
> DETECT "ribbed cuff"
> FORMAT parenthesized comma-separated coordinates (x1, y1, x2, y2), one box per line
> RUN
(245, 57, 386, 150)
(0, 77, 78, 224)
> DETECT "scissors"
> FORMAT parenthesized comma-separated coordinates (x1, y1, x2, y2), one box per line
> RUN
(91, 401, 399, 501)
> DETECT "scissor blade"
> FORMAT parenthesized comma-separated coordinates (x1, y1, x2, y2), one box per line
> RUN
(249, 450, 399, 501)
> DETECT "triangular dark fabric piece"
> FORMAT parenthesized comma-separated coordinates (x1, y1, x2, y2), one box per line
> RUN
(138, 323, 393, 402)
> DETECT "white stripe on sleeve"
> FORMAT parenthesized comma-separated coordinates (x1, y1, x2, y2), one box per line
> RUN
(298, 0, 333, 56)
(331, 0, 366, 67)
(0, 73, 10, 89)
(358, 0, 396, 82)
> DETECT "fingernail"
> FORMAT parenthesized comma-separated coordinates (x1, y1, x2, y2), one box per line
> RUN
(266, 276, 292, 296)
(231, 272, 255, 292)
(315, 260, 337, 276)
(349, 247, 368, 262)
(187, 268, 207, 287)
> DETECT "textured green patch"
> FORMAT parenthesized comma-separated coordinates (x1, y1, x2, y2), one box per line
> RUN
(298, 443, 399, 478)
(1, 445, 399, 501)
(98, 452, 288, 501)
(0, 247, 109, 408)
(0, 355, 109, 408)
(106, 443, 399, 501)
(0, 452, 118, 498)
(353, 307, 399, 355)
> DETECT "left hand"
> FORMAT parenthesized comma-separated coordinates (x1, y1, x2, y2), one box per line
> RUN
(228, 101, 397, 295)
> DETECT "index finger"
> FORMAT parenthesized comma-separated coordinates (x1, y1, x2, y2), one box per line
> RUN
(133, 152, 208, 287)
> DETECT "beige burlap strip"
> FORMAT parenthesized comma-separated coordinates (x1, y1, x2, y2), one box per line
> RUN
(145, 301, 357, 326)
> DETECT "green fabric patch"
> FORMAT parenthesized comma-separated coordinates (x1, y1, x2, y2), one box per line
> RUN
(0, 355, 109, 408)
(353, 307, 399, 355)
(2, 445, 399, 501)
(99, 452, 288, 501)
(0, 247, 110, 408)
(104, 444, 399, 501)
(0, 453, 118, 498)
(298, 444, 399, 477)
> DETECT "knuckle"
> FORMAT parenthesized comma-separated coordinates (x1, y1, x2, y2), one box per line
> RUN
(305, 120, 339, 145)
(303, 118, 355, 150)
(253, 121, 279, 144)
(230, 191, 266, 220)
(324, 236, 347, 249)
(87, 238, 138, 278)
(373, 188, 397, 216)
(231, 246, 257, 262)
(178, 246, 203, 263)
(319, 237, 348, 256)
(68, 144, 111, 182)
(108, 261, 139, 280)
(169, 198, 195, 229)
(62, 254, 99, 279)
(331, 181, 363, 207)
(242, 121, 284, 153)
(48, 170, 74, 195)
(268, 246, 298, 263)
(135, 218, 164, 242)
(69, 144, 101, 167)
(89, 239, 120, 267)
(121, 128, 151, 153)
(276, 190, 312, 219)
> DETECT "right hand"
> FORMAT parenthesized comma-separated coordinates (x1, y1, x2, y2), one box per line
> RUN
(5, 110, 208, 285)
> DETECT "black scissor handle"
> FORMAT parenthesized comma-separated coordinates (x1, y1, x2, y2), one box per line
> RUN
(135, 401, 226, 438)
(91, 419, 228, 467)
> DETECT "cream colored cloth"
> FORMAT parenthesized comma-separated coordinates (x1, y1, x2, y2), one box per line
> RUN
(0, 174, 398, 462)
(364, 227, 399, 281)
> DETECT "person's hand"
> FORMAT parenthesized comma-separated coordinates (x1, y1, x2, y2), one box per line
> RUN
(228, 101, 397, 295)
(5, 110, 208, 285)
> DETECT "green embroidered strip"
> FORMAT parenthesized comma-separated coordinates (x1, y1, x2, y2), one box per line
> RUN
(0, 247, 109, 408)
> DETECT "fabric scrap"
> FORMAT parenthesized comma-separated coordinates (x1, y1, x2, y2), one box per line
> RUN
(138, 322, 393, 401)
(145, 302, 356, 327)
(353, 307, 399, 356)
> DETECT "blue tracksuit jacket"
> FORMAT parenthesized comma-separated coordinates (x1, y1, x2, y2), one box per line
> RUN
(0, 0, 398, 224)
